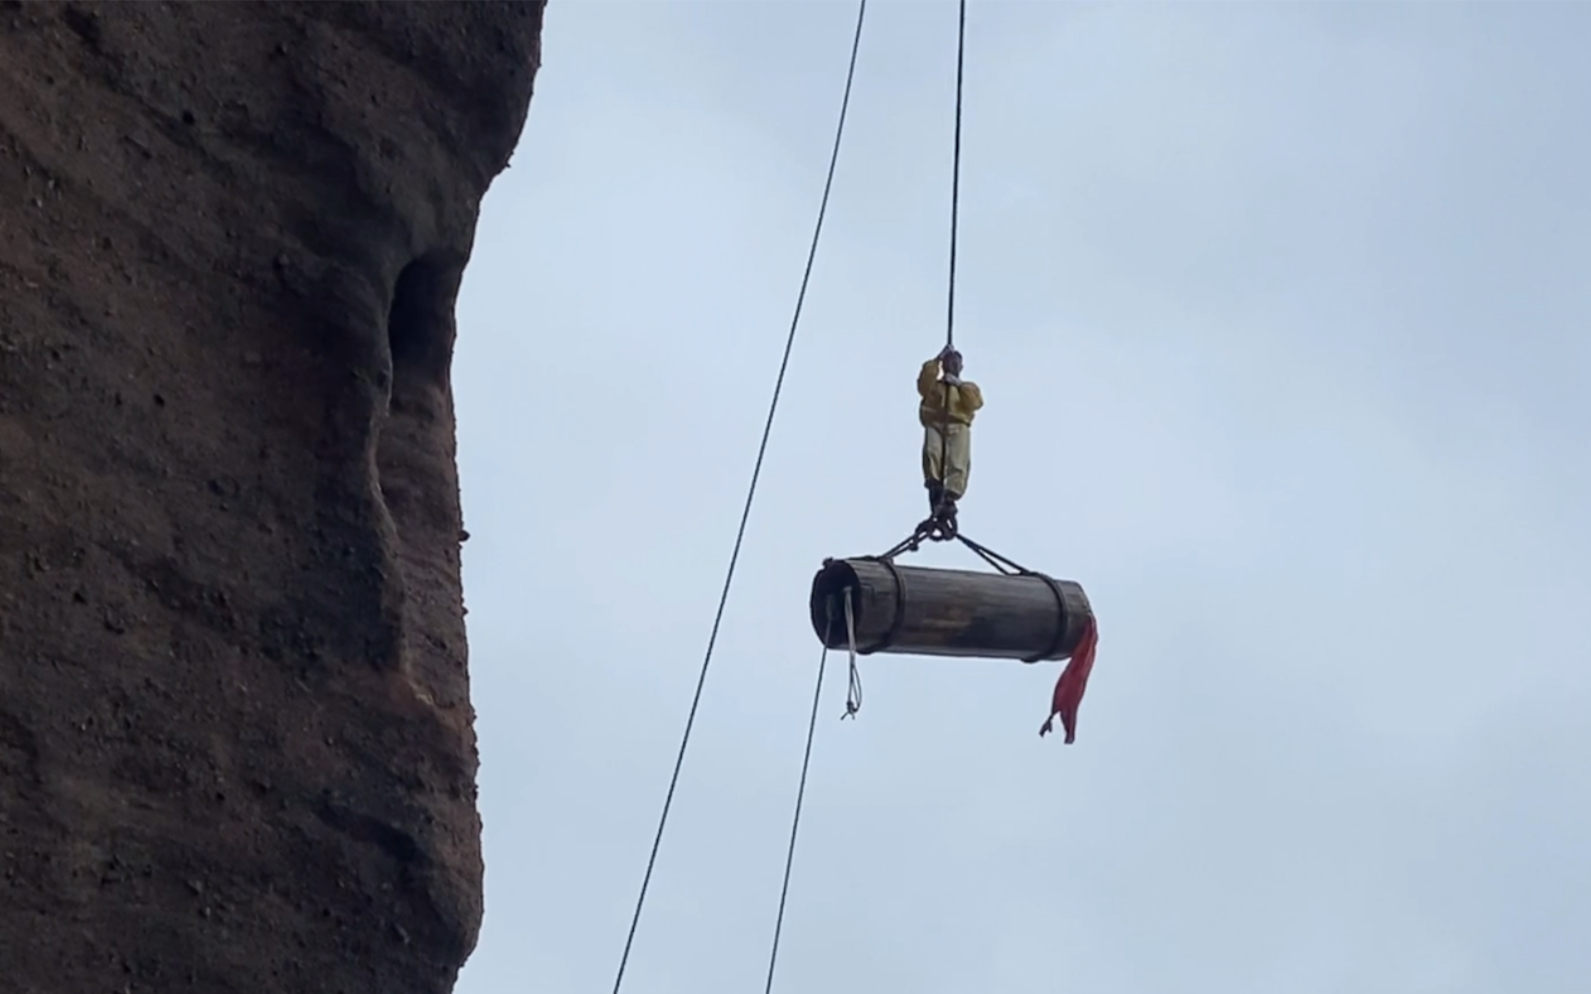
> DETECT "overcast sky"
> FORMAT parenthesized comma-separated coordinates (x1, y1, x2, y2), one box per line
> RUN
(448, 2, 1591, 992)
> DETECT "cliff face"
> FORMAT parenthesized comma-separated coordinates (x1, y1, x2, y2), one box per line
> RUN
(0, 2, 543, 990)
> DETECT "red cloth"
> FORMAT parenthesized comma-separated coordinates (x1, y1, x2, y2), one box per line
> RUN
(1039, 616, 1098, 744)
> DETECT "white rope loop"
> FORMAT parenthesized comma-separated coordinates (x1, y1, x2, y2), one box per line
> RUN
(842, 586, 863, 718)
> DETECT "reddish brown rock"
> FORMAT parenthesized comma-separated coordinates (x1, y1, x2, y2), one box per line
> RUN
(0, 2, 543, 990)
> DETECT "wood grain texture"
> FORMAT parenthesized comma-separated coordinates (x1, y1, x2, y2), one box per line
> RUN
(810, 557, 1094, 663)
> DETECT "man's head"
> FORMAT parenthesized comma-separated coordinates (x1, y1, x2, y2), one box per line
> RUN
(942, 349, 963, 376)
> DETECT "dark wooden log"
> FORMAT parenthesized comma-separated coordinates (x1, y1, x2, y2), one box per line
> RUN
(809, 556, 1094, 663)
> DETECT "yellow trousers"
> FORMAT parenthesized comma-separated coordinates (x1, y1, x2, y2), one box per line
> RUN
(922, 423, 971, 498)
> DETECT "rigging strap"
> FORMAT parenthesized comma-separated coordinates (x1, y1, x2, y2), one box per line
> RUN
(866, 522, 1100, 744)
(872, 521, 1031, 576)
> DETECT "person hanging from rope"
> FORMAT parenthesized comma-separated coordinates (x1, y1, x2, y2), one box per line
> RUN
(918, 343, 982, 524)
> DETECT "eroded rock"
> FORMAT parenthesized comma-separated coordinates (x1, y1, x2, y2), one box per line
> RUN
(0, 2, 544, 990)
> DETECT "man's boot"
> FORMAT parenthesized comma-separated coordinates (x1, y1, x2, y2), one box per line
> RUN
(938, 494, 959, 529)
(926, 480, 944, 516)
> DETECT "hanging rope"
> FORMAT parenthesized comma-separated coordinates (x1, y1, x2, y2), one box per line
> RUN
(945, 0, 967, 353)
(607, 4, 868, 991)
(841, 586, 863, 719)
(760, 611, 838, 994)
(931, 0, 970, 532)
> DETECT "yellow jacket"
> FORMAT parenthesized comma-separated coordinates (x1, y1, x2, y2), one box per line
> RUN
(917, 358, 983, 428)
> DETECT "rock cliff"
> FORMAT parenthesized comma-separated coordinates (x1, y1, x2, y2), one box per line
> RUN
(0, 2, 543, 990)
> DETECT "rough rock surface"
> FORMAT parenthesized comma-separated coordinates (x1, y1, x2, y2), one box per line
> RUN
(0, 2, 543, 990)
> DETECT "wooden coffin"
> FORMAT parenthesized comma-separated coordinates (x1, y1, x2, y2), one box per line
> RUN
(808, 556, 1093, 663)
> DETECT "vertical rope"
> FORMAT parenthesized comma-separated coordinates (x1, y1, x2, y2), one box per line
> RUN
(934, 0, 969, 513)
(945, 0, 967, 351)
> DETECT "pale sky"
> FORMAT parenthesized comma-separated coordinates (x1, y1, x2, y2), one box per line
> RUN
(450, 2, 1591, 992)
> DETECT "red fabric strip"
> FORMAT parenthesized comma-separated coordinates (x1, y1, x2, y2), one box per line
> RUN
(1039, 616, 1098, 744)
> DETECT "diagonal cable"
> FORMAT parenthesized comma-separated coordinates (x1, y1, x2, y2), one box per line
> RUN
(761, 642, 834, 994)
(608, 4, 870, 991)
